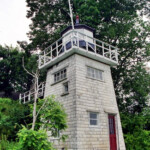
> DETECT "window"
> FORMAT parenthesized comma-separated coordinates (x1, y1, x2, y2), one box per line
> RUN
(61, 81, 69, 96)
(89, 112, 98, 126)
(87, 67, 103, 81)
(63, 82, 69, 93)
(54, 68, 67, 83)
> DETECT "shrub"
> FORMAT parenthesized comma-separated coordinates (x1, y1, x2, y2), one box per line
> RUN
(17, 127, 55, 150)
(0, 134, 19, 150)
(37, 96, 68, 138)
(0, 98, 30, 141)
(121, 110, 150, 150)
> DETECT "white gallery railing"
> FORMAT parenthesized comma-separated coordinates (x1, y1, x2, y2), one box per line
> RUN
(38, 30, 118, 69)
(19, 83, 45, 104)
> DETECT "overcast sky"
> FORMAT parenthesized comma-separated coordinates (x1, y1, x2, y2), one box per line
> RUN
(0, 0, 30, 47)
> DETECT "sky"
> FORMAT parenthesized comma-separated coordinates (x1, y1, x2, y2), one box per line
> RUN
(0, 0, 31, 47)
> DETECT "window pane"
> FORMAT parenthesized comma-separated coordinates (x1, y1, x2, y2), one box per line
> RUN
(54, 74, 57, 82)
(64, 69, 66, 78)
(109, 118, 115, 134)
(90, 119, 97, 125)
(64, 82, 68, 92)
(61, 71, 64, 79)
(87, 67, 103, 80)
(99, 71, 103, 80)
(57, 73, 60, 81)
(87, 67, 91, 77)
(90, 113, 97, 119)
(91, 68, 95, 78)
(95, 70, 99, 79)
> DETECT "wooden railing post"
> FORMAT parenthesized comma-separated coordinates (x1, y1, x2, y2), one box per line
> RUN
(86, 35, 88, 51)
(102, 42, 104, 56)
(19, 94, 21, 104)
(109, 45, 111, 59)
(51, 47, 53, 59)
(94, 39, 96, 53)
(28, 91, 31, 102)
(116, 48, 118, 63)
(24, 94, 25, 104)
(77, 32, 79, 48)
(71, 33, 73, 49)
(56, 42, 58, 57)
(44, 51, 46, 65)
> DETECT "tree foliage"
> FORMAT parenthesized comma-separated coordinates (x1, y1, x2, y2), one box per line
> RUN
(0, 45, 37, 96)
(121, 109, 150, 149)
(0, 98, 31, 141)
(17, 127, 55, 150)
(30, 96, 68, 138)
(0, 45, 46, 97)
(0, 134, 19, 150)
(0, 96, 67, 149)
(117, 63, 150, 113)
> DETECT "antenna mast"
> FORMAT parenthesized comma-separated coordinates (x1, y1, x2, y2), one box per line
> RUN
(68, 0, 74, 29)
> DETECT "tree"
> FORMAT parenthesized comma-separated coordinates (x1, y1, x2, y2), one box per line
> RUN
(0, 98, 30, 141)
(36, 96, 67, 138)
(0, 45, 37, 97)
(121, 108, 150, 150)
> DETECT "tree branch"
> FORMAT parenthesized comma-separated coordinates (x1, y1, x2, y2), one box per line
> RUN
(36, 98, 48, 119)
(22, 57, 35, 77)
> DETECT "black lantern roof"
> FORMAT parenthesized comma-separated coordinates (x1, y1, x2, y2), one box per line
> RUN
(61, 24, 95, 36)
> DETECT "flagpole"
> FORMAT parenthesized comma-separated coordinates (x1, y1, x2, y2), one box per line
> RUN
(68, 0, 74, 30)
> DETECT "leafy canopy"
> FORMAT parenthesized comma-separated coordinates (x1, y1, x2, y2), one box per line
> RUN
(121, 109, 150, 150)
(0, 45, 47, 97)
(0, 98, 30, 141)
(0, 45, 37, 96)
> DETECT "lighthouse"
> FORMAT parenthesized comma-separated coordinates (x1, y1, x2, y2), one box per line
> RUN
(37, 16, 126, 150)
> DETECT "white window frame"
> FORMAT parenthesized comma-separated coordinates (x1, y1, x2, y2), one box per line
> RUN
(87, 66, 103, 81)
(54, 68, 67, 83)
(89, 112, 99, 127)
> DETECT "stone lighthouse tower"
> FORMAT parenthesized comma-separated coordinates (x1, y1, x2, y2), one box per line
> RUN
(38, 18, 126, 150)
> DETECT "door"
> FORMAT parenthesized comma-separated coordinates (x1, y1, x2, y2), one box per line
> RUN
(108, 115, 117, 150)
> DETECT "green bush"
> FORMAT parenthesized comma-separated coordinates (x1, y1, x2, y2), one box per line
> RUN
(37, 96, 68, 137)
(0, 134, 19, 150)
(121, 109, 150, 150)
(17, 127, 55, 150)
(0, 98, 30, 141)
